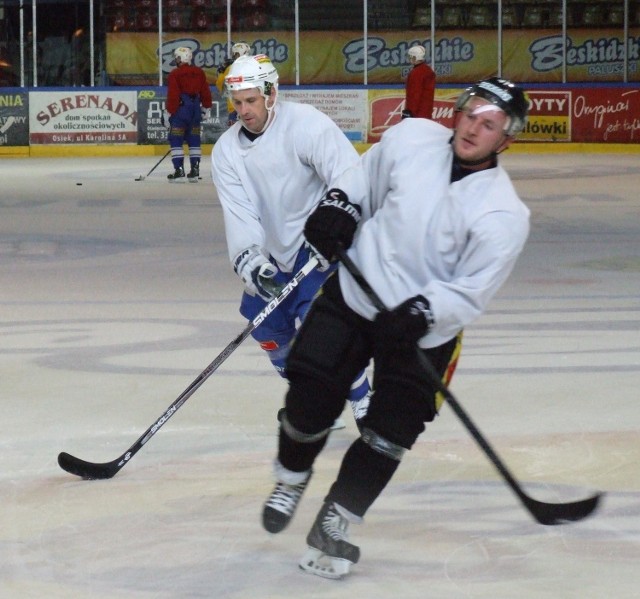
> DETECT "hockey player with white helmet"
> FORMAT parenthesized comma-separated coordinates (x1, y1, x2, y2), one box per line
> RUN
(210, 54, 372, 431)
(165, 46, 212, 182)
(215, 41, 253, 127)
(262, 77, 531, 579)
(402, 44, 436, 119)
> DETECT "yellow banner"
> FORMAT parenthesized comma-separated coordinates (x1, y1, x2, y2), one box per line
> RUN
(107, 29, 640, 85)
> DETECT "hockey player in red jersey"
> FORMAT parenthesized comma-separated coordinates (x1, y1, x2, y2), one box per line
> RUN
(165, 46, 213, 182)
(402, 44, 436, 120)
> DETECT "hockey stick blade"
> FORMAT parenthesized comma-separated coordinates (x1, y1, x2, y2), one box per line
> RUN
(336, 247, 603, 525)
(58, 452, 121, 480)
(521, 492, 602, 526)
(134, 149, 171, 182)
(57, 256, 319, 480)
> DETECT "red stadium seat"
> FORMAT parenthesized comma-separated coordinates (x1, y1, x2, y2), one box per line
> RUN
(136, 9, 158, 31)
(165, 9, 189, 31)
(192, 8, 213, 31)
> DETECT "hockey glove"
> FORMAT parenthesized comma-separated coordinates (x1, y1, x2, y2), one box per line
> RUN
(162, 110, 171, 129)
(374, 295, 433, 353)
(201, 107, 211, 121)
(217, 59, 232, 74)
(401, 109, 413, 119)
(233, 246, 280, 301)
(304, 189, 361, 263)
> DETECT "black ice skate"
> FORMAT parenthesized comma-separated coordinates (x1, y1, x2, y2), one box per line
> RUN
(187, 163, 200, 182)
(262, 470, 311, 534)
(299, 501, 360, 579)
(167, 166, 185, 182)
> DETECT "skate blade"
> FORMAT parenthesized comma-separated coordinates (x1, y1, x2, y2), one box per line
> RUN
(299, 548, 352, 580)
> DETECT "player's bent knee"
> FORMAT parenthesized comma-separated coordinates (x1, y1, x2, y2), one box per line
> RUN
(360, 427, 406, 461)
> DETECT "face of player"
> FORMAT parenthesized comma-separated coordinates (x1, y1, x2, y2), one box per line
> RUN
(230, 88, 274, 133)
(452, 97, 513, 167)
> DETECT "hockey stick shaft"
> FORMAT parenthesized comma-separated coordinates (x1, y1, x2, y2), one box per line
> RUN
(337, 247, 601, 525)
(137, 149, 171, 180)
(58, 256, 319, 480)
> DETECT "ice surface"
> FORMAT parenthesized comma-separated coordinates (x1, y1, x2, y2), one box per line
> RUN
(1, 152, 639, 598)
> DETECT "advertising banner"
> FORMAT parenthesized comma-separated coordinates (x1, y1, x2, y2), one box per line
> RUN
(571, 87, 640, 143)
(365, 86, 640, 144)
(107, 28, 640, 86)
(280, 89, 367, 141)
(29, 91, 138, 144)
(519, 90, 572, 142)
(0, 90, 29, 147)
(367, 88, 459, 142)
(136, 87, 229, 145)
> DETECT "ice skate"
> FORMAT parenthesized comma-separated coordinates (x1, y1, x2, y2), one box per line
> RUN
(167, 166, 185, 182)
(187, 163, 200, 182)
(299, 502, 360, 579)
(262, 467, 311, 533)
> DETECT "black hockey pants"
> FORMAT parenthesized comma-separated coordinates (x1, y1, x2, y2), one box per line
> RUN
(280, 273, 461, 516)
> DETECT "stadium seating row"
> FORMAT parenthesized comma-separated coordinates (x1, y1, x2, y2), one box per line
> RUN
(104, 0, 640, 32)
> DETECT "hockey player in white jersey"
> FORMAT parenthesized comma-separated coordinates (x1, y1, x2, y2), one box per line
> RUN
(210, 54, 371, 430)
(262, 78, 531, 578)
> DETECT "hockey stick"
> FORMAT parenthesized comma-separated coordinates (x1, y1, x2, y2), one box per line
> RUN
(58, 256, 319, 480)
(135, 149, 171, 181)
(336, 247, 602, 525)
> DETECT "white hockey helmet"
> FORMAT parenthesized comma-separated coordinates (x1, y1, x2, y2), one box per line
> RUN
(407, 45, 426, 62)
(174, 46, 192, 65)
(225, 54, 278, 97)
(231, 42, 252, 58)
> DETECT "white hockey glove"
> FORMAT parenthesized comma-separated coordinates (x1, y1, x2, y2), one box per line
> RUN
(233, 246, 280, 301)
(162, 110, 171, 128)
(304, 241, 330, 272)
(201, 107, 211, 121)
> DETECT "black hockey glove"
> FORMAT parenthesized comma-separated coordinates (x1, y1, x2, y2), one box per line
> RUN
(374, 295, 433, 353)
(304, 189, 361, 263)
(401, 109, 413, 119)
(217, 59, 233, 74)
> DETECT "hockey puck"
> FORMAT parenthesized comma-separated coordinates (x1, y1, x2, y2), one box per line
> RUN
(76, 182, 82, 186)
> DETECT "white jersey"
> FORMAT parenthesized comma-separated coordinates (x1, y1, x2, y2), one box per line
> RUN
(211, 100, 360, 272)
(338, 118, 530, 348)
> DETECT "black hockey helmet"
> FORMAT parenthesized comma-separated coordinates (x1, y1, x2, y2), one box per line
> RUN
(454, 77, 529, 136)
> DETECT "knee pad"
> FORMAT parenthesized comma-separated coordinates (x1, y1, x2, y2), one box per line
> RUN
(286, 375, 345, 434)
(360, 427, 406, 461)
(281, 412, 330, 444)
